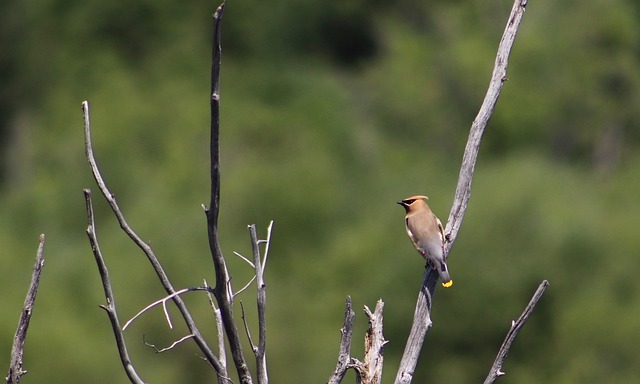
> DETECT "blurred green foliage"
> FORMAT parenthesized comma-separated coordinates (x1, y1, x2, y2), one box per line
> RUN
(1, 0, 639, 382)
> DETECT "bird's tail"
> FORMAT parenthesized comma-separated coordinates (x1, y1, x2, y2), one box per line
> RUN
(438, 262, 453, 288)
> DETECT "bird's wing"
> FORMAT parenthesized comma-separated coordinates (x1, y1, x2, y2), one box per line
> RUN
(407, 212, 440, 252)
(434, 214, 445, 244)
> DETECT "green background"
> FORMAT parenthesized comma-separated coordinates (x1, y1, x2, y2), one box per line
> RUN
(1, 0, 639, 382)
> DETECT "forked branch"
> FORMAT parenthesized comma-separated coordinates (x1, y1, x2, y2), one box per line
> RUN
(204, 4, 254, 384)
(328, 299, 386, 384)
(82, 100, 224, 379)
(248, 223, 272, 384)
(84, 191, 145, 384)
(395, 1, 530, 383)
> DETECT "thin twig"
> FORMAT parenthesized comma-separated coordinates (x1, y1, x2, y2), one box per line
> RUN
(395, 1, 530, 383)
(234, 276, 257, 298)
(6, 234, 45, 384)
(122, 286, 226, 332)
(233, 251, 256, 268)
(205, 4, 254, 384)
(240, 302, 256, 351)
(327, 297, 356, 384)
(84, 191, 145, 384)
(123, 288, 191, 331)
(143, 334, 195, 353)
(483, 280, 549, 384)
(82, 101, 223, 377)
(261, 221, 274, 275)
(230, 250, 257, 298)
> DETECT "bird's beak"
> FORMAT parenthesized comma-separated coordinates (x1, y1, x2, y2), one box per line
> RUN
(397, 200, 407, 207)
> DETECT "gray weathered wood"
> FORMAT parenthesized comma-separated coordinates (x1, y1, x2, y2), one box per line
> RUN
(395, 1, 530, 383)
(6, 235, 46, 384)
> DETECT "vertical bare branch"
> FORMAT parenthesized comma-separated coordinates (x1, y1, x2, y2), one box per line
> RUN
(395, 1, 530, 383)
(361, 301, 386, 384)
(484, 280, 549, 384)
(82, 100, 224, 378)
(6, 235, 45, 384)
(84, 191, 145, 384)
(328, 297, 356, 384)
(248, 224, 268, 384)
(204, 4, 254, 384)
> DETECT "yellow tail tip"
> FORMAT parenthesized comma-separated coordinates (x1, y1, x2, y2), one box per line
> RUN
(442, 280, 453, 288)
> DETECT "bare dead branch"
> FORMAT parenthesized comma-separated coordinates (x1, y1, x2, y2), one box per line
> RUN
(230, 250, 258, 299)
(261, 221, 274, 275)
(128, 289, 188, 331)
(143, 334, 195, 353)
(6, 234, 45, 384)
(248, 224, 268, 384)
(361, 301, 386, 384)
(234, 275, 257, 298)
(239, 302, 256, 352)
(84, 190, 145, 384)
(231, 222, 273, 305)
(394, 1, 530, 383)
(484, 280, 549, 384)
(394, 275, 434, 384)
(123, 287, 215, 331)
(444, 0, 529, 252)
(233, 251, 256, 268)
(345, 300, 387, 384)
(328, 297, 356, 384)
(204, 4, 254, 384)
(82, 101, 224, 378)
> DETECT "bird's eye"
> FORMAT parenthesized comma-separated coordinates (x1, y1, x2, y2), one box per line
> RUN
(404, 199, 414, 204)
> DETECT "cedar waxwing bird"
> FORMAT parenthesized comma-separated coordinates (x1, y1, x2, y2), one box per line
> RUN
(397, 195, 453, 288)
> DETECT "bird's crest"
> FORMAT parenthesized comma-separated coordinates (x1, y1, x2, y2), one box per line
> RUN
(398, 195, 429, 205)
(405, 195, 428, 201)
